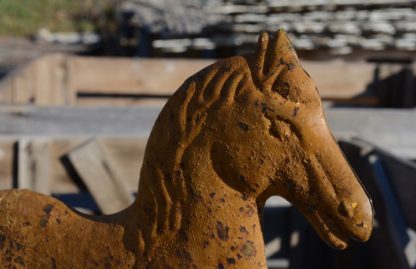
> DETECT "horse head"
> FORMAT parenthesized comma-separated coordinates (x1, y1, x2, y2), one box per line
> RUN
(201, 30, 373, 249)
(140, 30, 373, 260)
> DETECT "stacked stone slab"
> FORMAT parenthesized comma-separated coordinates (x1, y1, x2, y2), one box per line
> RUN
(120, 0, 416, 56)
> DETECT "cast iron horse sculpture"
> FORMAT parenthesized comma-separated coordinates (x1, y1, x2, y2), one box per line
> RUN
(0, 30, 373, 268)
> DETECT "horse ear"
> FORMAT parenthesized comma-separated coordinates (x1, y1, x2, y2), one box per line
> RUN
(274, 29, 300, 67)
(255, 29, 299, 77)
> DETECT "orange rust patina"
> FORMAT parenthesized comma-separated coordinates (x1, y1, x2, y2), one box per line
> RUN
(0, 30, 373, 268)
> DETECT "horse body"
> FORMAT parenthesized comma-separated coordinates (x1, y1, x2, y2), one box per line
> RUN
(0, 190, 135, 268)
(0, 29, 373, 269)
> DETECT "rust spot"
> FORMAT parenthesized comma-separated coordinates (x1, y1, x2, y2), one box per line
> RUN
(43, 204, 54, 215)
(176, 249, 192, 262)
(227, 257, 236, 264)
(209, 192, 216, 198)
(239, 226, 248, 234)
(293, 106, 300, 117)
(245, 205, 255, 217)
(14, 256, 25, 266)
(240, 240, 256, 257)
(216, 221, 229, 241)
(202, 240, 209, 248)
(238, 122, 249, 131)
(287, 62, 296, 70)
(39, 217, 48, 228)
(104, 256, 113, 269)
(218, 262, 225, 269)
(51, 257, 57, 269)
(15, 242, 24, 251)
(0, 233, 5, 250)
(239, 205, 255, 217)
(179, 230, 189, 242)
(195, 113, 201, 123)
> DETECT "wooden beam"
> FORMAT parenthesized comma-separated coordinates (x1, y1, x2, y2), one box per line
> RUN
(17, 139, 50, 194)
(66, 139, 134, 214)
(0, 105, 160, 137)
(0, 137, 145, 194)
(69, 57, 213, 97)
(0, 139, 15, 190)
(0, 106, 415, 159)
(3, 55, 411, 106)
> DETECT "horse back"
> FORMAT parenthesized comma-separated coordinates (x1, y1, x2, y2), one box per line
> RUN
(0, 190, 136, 268)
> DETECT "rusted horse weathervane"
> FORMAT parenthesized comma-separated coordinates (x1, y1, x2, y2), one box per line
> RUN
(0, 30, 373, 268)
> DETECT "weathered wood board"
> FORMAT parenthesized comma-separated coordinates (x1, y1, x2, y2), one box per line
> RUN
(0, 139, 14, 190)
(17, 139, 50, 194)
(66, 139, 135, 214)
(0, 137, 146, 195)
(0, 105, 415, 158)
(0, 106, 415, 197)
(1, 54, 411, 106)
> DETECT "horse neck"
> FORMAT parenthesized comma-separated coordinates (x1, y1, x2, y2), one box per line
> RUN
(132, 141, 268, 267)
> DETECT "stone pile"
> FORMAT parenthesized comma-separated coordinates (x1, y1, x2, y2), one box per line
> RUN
(120, 0, 416, 56)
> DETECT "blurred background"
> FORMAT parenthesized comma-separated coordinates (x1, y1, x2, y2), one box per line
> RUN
(0, 0, 415, 268)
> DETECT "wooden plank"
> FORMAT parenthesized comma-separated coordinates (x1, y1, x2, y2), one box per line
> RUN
(0, 54, 68, 105)
(304, 60, 375, 99)
(17, 139, 50, 194)
(11, 69, 34, 104)
(0, 139, 15, 190)
(48, 138, 83, 194)
(71, 57, 381, 100)
(69, 57, 213, 97)
(0, 77, 13, 104)
(100, 138, 145, 192)
(0, 137, 146, 194)
(0, 105, 160, 137)
(76, 97, 167, 107)
(66, 55, 77, 105)
(0, 105, 415, 158)
(66, 139, 134, 214)
(34, 54, 67, 106)
(49, 138, 144, 194)
(1, 55, 398, 106)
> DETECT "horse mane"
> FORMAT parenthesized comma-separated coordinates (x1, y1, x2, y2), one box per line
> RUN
(135, 30, 294, 255)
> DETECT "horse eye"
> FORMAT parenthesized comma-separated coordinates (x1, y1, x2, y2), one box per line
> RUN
(272, 79, 301, 103)
(272, 80, 290, 99)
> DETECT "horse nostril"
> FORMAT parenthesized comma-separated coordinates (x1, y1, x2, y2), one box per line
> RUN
(338, 200, 357, 219)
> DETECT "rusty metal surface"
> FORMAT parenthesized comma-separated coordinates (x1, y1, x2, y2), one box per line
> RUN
(0, 30, 372, 268)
